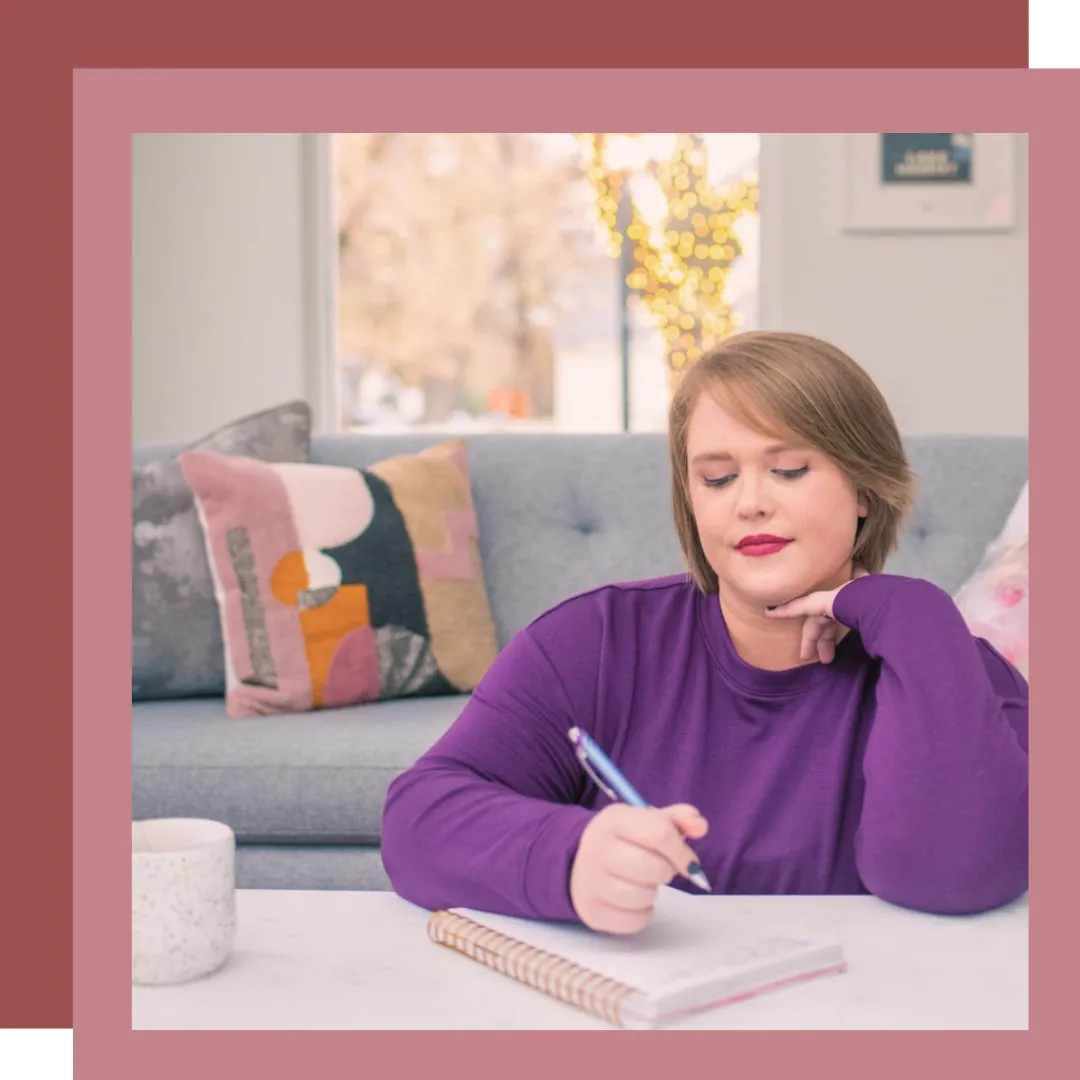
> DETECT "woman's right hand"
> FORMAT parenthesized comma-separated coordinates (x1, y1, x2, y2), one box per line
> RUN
(569, 803, 709, 934)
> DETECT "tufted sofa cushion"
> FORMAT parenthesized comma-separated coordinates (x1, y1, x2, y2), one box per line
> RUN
(135, 432, 1030, 645)
(310, 432, 1028, 638)
(884, 436, 1029, 594)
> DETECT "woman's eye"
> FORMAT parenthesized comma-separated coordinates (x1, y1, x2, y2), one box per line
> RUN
(702, 465, 809, 488)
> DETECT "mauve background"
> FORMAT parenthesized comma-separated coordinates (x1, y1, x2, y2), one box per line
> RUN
(1, 0, 1052, 1070)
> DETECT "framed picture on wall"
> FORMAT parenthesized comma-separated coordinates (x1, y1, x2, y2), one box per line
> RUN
(843, 133, 1017, 233)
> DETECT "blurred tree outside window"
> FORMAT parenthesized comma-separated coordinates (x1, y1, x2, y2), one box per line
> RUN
(334, 133, 759, 433)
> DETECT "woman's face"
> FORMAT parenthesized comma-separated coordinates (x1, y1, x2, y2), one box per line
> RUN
(685, 390, 866, 607)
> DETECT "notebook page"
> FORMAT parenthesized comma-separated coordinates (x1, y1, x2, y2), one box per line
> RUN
(450, 887, 828, 998)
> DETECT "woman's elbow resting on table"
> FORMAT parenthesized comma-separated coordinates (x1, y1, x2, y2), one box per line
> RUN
(856, 829, 1029, 915)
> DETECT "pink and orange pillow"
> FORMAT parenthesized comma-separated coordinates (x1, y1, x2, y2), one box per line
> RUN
(179, 439, 498, 717)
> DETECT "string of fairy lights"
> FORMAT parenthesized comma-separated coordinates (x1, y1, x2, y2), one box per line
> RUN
(576, 133, 759, 373)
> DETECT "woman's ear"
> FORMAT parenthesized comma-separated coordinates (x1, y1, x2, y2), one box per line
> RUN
(857, 494, 869, 518)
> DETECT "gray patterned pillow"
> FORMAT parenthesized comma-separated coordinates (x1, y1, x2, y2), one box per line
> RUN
(132, 402, 312, 699)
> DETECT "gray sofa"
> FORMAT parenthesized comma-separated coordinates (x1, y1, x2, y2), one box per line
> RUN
(132, 432, 1028, 891)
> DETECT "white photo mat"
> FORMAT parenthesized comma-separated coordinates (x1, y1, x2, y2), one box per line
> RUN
(843, 133, 1017, 233)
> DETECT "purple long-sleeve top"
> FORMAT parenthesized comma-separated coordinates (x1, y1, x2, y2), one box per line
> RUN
(381, 573, 1028, 920)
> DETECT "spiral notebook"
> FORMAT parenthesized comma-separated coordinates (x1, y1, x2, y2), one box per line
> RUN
(428, 886, 846, 1028)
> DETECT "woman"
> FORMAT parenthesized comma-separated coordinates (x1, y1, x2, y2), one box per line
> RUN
(381, 331, 1029, 933)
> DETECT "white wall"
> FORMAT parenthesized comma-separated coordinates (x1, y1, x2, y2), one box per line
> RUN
(759, 133, 1028, 436)
(132, 133, 1028, 442)
(132, 134, 309, 444)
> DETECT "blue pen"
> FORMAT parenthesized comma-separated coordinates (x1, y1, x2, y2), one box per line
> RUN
(568, 726, 711, 892)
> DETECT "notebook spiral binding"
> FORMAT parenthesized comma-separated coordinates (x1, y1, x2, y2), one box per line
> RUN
(427, 910, 637, 1027)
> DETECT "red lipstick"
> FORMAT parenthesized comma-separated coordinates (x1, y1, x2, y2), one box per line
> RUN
(736, 534, 791, 557)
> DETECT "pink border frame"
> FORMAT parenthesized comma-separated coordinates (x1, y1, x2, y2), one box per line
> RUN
(75, 68, 1077, 1078)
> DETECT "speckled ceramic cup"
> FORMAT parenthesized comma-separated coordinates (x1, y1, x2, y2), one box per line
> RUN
(132, 818, 237, 985)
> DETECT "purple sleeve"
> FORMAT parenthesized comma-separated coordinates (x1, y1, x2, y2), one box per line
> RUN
(380, 625, 597, 921)
(833, 574, 1028, 915)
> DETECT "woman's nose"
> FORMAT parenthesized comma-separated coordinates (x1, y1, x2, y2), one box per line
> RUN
(734, 473, 770, 519)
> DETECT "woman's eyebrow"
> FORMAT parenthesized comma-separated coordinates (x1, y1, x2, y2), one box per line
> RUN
(690, 443, 805, 465)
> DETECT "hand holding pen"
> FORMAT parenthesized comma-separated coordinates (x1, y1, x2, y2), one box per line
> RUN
(567, 727, 711, 936)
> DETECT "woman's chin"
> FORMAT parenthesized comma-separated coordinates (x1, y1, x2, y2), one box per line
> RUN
(718, 563, 830, 607)
(721, 576, 808, 610)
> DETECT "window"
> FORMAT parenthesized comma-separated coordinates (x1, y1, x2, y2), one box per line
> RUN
(331, 133, 759, 434)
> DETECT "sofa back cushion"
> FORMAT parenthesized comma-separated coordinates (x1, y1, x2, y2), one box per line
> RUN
(135, 431, 1029, 654)
(305, 433, 1029, 648)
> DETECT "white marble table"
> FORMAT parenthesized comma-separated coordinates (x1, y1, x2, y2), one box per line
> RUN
(132, 889, 1028, 1030)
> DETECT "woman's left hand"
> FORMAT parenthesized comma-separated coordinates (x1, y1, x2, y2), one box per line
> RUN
(765, 569, 870, 664)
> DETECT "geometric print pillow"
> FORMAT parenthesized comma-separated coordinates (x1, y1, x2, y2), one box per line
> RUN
(178, 439, 499, 718)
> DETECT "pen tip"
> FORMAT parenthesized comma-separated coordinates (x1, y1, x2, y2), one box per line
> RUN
(687, 864, 712, 892)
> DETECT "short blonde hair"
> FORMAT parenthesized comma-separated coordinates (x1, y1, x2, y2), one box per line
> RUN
(669, 331, 916, 592)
